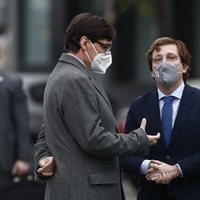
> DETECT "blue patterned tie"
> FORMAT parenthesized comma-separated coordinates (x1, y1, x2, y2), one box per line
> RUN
(162, 96, 174, 146)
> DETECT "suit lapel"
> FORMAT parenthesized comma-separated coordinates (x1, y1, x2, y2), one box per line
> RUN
(169, 84, 195, 147)
(148, 90, 167, 149)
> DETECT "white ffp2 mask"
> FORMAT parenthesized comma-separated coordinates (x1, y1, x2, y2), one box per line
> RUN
(85, 41, 112, 74)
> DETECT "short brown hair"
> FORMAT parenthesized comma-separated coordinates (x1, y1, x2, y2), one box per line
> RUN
(146, 37, 191, 81)
(64, 13, 116, 53)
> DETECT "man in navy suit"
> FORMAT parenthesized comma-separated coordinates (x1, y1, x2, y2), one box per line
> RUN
(123, 37, 200, 200)
(0, 46, 31, 199)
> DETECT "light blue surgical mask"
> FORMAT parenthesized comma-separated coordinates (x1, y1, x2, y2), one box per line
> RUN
(154, 62, 182, 88)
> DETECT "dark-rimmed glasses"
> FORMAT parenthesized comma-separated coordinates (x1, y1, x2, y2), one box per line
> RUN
(96, 41, 112, 53)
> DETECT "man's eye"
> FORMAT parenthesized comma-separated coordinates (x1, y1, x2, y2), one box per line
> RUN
(168, 55, 176, 60)
(153, 57, 162, 63)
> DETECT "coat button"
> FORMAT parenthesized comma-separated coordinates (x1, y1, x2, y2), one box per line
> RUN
(166, 155, 171, 160)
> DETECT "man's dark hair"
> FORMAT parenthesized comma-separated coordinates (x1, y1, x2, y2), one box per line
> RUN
(64, 13, 116, 53)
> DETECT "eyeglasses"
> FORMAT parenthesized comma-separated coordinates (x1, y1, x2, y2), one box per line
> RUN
(152, 54, 180, 65)
(96, 41, 112, 53)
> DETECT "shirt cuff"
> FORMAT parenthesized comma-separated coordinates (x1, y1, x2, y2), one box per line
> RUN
(176, 164, 183, 178)
(140, 160, 151, 175)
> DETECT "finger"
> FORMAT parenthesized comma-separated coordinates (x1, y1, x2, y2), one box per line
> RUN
(145, 173, 154, 180)
(151, 140, 157, 144)
(146, 168, 155, 174)
(37, 167, 45, 173)
(42, 163, 56, 172)
(148, 132, 160, 141)
(155, 175, 164, 184)
(140, 118, 146, 131)
(151, 160, 163, 165)
(149, 162, 160, 170)
(149, 140, 158, 146)
(44, 158, 55, 167)
(38, 166, 50, 173)
(38, 163, 56, 174)
(151, 176, 159, 181)
(146, 176, 152, 181)
(42, 172, 54, 177)
(153, 132, 160, 140)
(146, 174, 154, 180)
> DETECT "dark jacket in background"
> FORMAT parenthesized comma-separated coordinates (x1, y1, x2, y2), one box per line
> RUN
(0, 71, 31, 183)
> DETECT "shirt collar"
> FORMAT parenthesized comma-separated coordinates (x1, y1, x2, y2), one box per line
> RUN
(158, 81, 185, 100)
(67, 53, 87, 68)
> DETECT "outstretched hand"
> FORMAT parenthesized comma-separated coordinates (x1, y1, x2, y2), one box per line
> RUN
(140, 118, 160, 145)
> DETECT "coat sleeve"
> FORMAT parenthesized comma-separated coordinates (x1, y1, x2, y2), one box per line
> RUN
(34, 125, 52, 181)
(122, 100, 146, 177)
(177, 153, 200, 179)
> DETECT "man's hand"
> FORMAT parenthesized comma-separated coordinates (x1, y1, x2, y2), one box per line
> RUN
(145, 160, 181, 184)
(38, 156, 56, 177)
(140, 118, 160, 145)
(12, 160, 30, 176)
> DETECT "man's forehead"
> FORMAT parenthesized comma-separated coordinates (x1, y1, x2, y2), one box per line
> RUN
(153, 44, 178, 55)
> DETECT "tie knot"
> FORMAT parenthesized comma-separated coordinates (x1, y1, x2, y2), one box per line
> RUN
(163, 96, 174, 104)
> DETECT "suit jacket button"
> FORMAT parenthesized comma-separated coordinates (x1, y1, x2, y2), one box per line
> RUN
(166, 155, 170, 160)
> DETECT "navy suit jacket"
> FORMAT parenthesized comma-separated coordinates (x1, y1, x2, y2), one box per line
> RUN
(123, 84, 200, 200)
(0, 71, 31, 175)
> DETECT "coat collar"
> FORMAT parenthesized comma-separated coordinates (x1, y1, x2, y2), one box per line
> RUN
(58, 53, 113, 111)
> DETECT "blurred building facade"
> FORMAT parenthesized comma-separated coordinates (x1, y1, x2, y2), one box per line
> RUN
(0, 0, 200, 119)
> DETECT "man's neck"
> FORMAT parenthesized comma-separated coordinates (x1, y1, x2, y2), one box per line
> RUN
(157, 80, 183, 95)
(67, 50, 89, 69)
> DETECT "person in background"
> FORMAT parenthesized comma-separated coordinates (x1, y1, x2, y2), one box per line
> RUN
(123, 37, 200, 200)
(33, 13, 160, 200)
(0, 45, 31, 199)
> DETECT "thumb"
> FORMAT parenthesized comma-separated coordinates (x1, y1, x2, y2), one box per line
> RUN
(140, 118, 146, 131)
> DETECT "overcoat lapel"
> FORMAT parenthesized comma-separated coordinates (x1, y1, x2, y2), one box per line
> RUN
(59, 53, 113, 112)
(88, 74, 113, 111)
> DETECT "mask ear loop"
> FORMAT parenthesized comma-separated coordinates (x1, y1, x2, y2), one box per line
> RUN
(89, 40, 99, 55)
(84, 40, 96, 65)
(85, 51, 92, 63)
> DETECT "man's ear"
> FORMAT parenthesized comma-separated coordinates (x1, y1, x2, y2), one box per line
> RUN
(80, 36, 89, 51)
(182, 65, 188, 74)
(151, 70, 155, 78)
